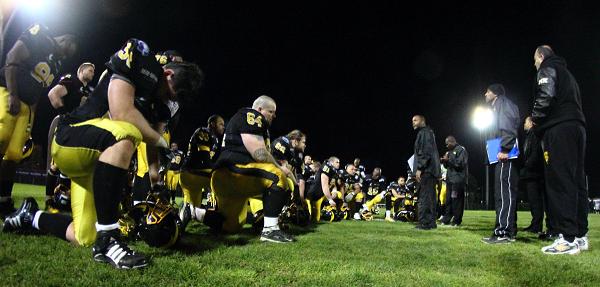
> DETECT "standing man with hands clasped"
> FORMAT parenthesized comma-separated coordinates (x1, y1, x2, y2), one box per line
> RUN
(411, 115, 441, 230)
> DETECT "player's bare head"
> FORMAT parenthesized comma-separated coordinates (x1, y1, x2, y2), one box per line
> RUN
(328, 156, 340, 169)
(170, 142, 178, 151)
(398, 176, 406, 185)
(287, 129, 306, 152)
(207, 114, 225, 136)
(77, 62, 95, 83)
(373, 167, 382, 177)
(163, 61, 204, 104)
(412, 115, 426, 130)
(252, 95, 276, 124)
(55, 34, 78, 59)
(304, 155, 312, 165)
(345, 163, 356, 174)
(534, 45, 554, 70)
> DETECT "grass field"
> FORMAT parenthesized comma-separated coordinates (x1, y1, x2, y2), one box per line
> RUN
(1, 183, 599, 286)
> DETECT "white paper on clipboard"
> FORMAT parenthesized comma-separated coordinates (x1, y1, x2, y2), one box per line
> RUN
(408, 155, 415, 173)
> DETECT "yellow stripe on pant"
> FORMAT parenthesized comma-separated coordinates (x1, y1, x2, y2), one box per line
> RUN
(210, 162, 289, 233)
(0, 86, 35, 162)
(51, 117, 142, 246)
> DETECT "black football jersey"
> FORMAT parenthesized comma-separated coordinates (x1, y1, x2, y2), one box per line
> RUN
(168, 150, 184, 171)
(55, 74, 92, 113)
(181, 127, 220, 172)
(67, 38, 168, 124)
(0, 24, 61, 105)
(363, 175, 387, 196)
(216, 108, 270, 166)
(340, 170, 359, 191)
(271, 136, 302, 174)
(309, 162, 339, 196)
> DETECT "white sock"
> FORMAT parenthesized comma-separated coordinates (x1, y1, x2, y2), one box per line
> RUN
(193, 207, 206, 222)
(362, 204, 368, 211)
(32, 210, 43, 230)
(133, 200, 141, 206)
(385, 210, 391, 218)
(263, 216, 279, 232)
(95, 222, 120, 231)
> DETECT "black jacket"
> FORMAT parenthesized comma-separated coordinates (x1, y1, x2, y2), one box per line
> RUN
(489, 95, 520, 153)
(519, 130, 544, 180)
(532, 55, 585, 134)
(414, 126, 441, 178)
(443, 145, 468, 184)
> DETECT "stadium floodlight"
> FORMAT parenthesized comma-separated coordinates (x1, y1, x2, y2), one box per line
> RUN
(471, 106, 494, 131)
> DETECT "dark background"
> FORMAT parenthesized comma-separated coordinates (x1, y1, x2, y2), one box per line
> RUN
(3, 1, 599, 197)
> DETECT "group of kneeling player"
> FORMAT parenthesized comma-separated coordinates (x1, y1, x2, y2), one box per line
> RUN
(1, 24, 430, 270)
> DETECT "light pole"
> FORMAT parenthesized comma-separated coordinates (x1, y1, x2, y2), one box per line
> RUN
(471, 106, 494, 210)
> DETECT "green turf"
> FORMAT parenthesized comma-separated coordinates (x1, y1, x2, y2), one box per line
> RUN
(1, 183, 599, 286)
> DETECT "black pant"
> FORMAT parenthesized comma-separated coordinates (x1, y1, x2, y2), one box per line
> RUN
(442, 182, 465, 225)
(493, 160, 518, 237)
(417, 173, 437, 227)
(542, 121, 587, 240)
(522, 178, 546, 232)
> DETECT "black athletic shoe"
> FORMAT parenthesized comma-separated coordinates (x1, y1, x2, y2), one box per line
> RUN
(92, 229, 148, 269)
(0, 198, 16, 219)
(260, 229, 296, 243)
(414, 224, 433, 230)
(481, 234, 515, 244)
(2, 197, 38, 233)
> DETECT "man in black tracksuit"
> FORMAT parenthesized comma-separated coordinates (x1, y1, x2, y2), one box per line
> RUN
(481, 84, 520, 244)
(411, 115, 441, 230)
(520, 116, 548, 235)
(532, 45, 587, 255)
(440, 136, 468, 226)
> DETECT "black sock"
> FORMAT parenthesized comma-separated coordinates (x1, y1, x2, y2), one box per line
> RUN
(38, 212, 72, 241)
(45, 171, 59, 197)
(0, 179, 14, 197)
(385, 194, 392, 210)
(132, 174, 151, 202)
(93, 161, 127, 225)
(263, 187, 288, 217)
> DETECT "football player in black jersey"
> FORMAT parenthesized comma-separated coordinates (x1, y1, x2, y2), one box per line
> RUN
(360, 167, 387, 219)
(340, 163, 364, 220)
(3, 38, 203, 269)
(0, 24, 77, 216)
(210, 95, 296, 243)
(165, 142, 184, 203)
(44, 62, 95, 212)
(131, 50, 183, 205)
(353, 157, 367, 182)
(178, 114, 224, 230)
(306, 156, 342, 222)
(384, 176, 408, 222)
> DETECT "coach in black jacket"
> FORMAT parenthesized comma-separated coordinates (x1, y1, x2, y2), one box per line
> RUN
(520, 116, 548, 234)
(532, 45, 587, 254)
(481, 84, 520, 244)
(440, 136, 468, 226)
(412, 115, 441, 230)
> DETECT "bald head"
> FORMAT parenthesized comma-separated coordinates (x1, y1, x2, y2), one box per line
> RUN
(252, 95, 277, 124)
(534, 44, 554, 70)
(412, 115, 426, 130)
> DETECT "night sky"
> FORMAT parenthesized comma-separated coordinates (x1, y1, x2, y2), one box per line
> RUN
(3, 1, 599, 196)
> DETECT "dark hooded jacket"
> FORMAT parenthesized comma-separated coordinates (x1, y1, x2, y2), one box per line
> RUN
(414, 126, 441, 179)
(532, 55, 585, 134)
(489, 95, 520, 153)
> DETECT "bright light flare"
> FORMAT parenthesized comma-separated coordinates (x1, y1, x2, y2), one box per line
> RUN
(471, 106, 494, 131)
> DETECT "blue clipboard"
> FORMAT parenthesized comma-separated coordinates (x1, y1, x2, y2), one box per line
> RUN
(486, 138, 519, 164)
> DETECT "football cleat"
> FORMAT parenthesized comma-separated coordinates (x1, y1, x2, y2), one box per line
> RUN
(92, 229, 148, 269)
(260, 229, 296, 243)
(481, 234, 514, 244)
(2, 197, 38, 233)
(179, 203, 192, 231)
